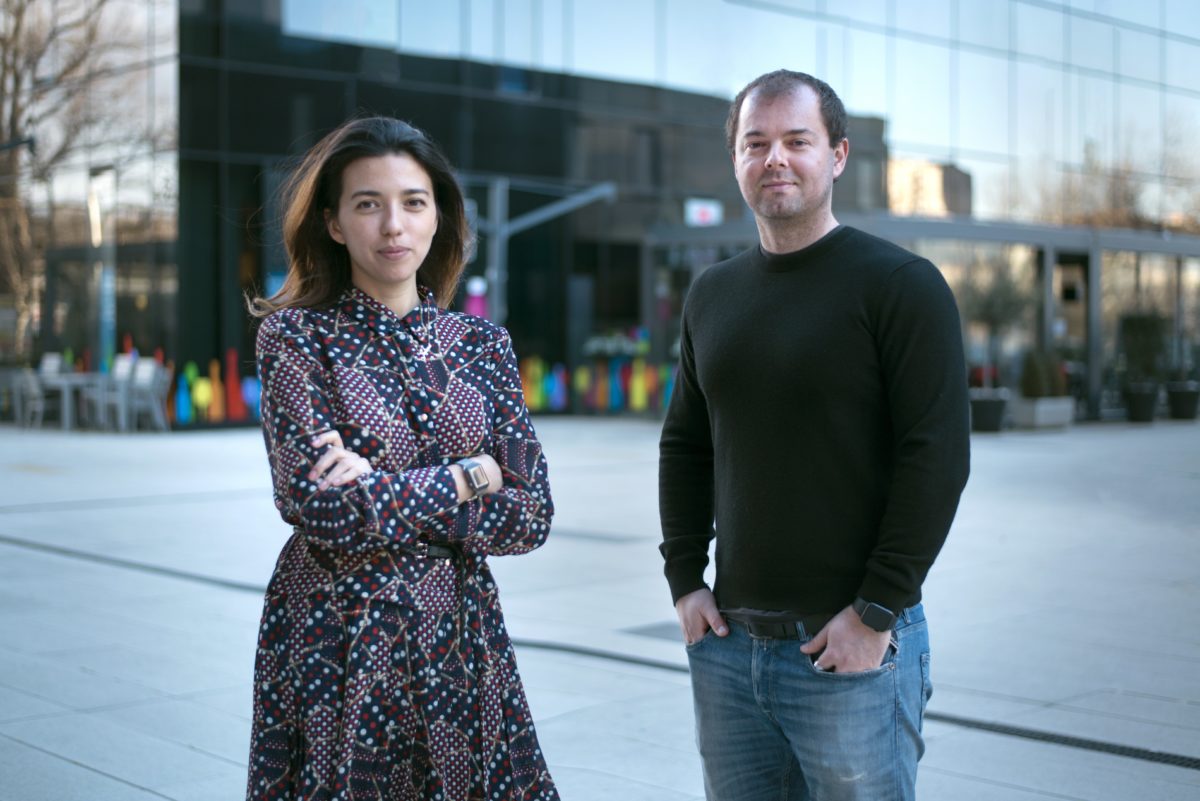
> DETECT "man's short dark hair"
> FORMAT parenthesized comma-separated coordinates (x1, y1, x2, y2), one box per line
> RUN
(725, 70, 848, 153)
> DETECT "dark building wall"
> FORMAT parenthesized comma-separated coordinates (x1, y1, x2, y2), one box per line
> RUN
(176, 3, 882, 370)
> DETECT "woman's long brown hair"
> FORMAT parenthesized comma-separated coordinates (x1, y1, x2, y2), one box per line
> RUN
(249, 117, 472, 316)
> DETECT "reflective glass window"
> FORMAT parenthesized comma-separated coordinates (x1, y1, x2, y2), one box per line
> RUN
(894, 0, 952, 40)
(152, 60, 178, 153)
(663, 5, 733, 95)
(1165, 39, 1200, 92)
(117, 157, 154, 243)
(539, 0, 568, 72)
(1099, 0, 1162, 28)
(727, 16, 819, 90)
(1118, 83, 1163, 174)
(465, 0, 497, 61)
(502, 0, 536, 64)
(1164, 0, 1200, 40)
(1066, 73, 1115, 170)
(840, 28, 889, 120)
(1118, 28, 1162, 84)
(956, 50, 1010, 156)
(952, 156, 1012, 221)
(892, 39, 952, 151)
(152, 152, 178, 241)
(663, 3, 820, 97)
(95, 0, 152, 71)
(572, 0, 656, 83)
(1165, 93, 1200, 178)
(400, 0, 463, 58)
(1070, 16, 1114, 74)
(152, 0, 178, 58)
(1013, 61, 1064, 162)
(281, 0, 398, 50)
(90, 69, 152, 153)
(1015, 3, 1064, 62)
(957, 0, 1010, 51)
(832, 0, 888, 27)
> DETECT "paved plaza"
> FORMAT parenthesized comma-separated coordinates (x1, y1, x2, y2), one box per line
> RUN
(0, 416, 1198, 800)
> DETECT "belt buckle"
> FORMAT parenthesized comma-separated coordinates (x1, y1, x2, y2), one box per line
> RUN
(424, 543, 456, 560)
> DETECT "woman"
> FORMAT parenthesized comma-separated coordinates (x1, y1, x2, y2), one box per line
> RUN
(246, 117, 558, 801)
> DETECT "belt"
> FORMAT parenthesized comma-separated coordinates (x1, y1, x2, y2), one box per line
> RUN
(724, 612, 834, 640)
(425, 543, 458, 560)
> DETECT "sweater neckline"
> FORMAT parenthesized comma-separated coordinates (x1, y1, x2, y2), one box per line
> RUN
(755, 226, 848, 273)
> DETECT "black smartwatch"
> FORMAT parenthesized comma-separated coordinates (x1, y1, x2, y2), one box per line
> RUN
(456, 458, 490, 497)
(853, 597, 897, 632)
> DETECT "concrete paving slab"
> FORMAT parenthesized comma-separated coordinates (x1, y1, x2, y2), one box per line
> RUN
(0, 711, 240, 790)
(923, 728, 1200, 799)
(0, 734, 170, 801)
(98, 698, 252, 765)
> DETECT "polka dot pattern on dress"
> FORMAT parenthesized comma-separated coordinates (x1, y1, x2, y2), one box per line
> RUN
(248, 287, 557, 800)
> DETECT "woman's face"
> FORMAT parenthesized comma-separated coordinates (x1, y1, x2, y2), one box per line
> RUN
(325, 152, 438, 308)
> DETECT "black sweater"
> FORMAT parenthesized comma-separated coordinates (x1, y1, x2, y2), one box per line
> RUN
(658, 226, 970, 615)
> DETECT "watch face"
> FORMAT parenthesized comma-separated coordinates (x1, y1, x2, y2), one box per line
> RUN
(860, 603, 895, 632)
(466, 464, 489, 491)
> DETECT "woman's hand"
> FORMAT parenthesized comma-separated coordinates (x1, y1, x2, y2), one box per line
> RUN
(308, 431, 372, 490)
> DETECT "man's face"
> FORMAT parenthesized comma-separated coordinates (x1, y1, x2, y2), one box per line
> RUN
(732, 86, 848, 223)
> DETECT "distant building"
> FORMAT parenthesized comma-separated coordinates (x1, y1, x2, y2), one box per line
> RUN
(6, 1, 1200, 422)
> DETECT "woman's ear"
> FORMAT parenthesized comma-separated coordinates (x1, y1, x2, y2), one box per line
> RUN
(324, 209, 345, 244)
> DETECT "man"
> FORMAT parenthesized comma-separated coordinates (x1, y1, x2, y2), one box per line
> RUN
(658, 70, 970, 801)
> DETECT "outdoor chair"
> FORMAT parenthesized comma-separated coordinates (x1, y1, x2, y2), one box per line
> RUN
(37, 352, 64, 377)
(129, 360, 172, 432)
(16, 367, 53, 428)
(83, 354, 136, 431)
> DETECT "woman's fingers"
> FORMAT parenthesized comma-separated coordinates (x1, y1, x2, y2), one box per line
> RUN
(325, 456, 369, 488)
(311, 430, 343, 449)
(308, 432, 343, 480)
(309, 448, 341, 481)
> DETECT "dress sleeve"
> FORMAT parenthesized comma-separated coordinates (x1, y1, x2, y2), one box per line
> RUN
(257, 313, 469, 555)
(657, 302, 717, 603)
(859, 259, 971, 612)
(474, 332, 554, 556)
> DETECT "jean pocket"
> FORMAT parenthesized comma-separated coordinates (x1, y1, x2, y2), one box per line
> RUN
(684, 627, 718, 651)
(806, 636, 898, 678)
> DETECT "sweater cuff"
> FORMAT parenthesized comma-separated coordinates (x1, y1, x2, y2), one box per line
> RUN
(664, 556, 710, 604)
(855, 572, 917, 615)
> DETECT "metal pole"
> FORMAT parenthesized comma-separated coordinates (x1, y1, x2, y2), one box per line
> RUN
(1086, 241, 1103, 420)
(486, 177, 509, 324)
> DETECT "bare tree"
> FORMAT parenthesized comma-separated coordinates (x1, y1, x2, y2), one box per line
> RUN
(0, 0, 134, 358)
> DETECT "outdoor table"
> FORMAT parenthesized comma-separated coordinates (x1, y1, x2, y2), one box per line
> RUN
(39, 372, 101, 431)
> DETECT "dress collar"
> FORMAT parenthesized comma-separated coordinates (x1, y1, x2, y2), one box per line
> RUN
(339, 285, 438, 338)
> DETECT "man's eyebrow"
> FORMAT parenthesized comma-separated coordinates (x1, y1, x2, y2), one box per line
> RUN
(742, 127, 815, 139)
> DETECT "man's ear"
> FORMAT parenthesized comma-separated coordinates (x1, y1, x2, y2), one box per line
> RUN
(831, 137, 849, 180)
(324, 209, 345, 244)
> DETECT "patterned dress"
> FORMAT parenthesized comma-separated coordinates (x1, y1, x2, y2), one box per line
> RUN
(247, 287, 558, 801)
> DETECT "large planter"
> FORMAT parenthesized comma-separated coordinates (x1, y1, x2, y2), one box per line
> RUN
(1010, 395, 1074, 429)
(1124, 383, 1159, 423)
(1167, 381, 1200, 420)
(968, 388, 1009, 432)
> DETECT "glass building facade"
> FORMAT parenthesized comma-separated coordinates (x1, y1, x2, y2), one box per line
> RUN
(4, 0, 1199, 422)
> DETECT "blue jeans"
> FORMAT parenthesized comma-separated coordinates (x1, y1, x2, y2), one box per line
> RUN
(686, 605, 932, 801)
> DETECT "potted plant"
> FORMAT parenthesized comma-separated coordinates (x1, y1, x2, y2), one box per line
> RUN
(1010, 349, 1074, 429)
(957, 258, 1029, 432)
(1166, 361, 1199, 421)
(1118, 313, 1166, 423)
